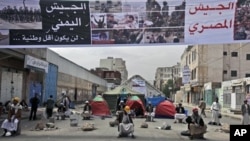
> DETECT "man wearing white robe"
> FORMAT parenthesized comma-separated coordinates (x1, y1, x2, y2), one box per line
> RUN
(1, 97, 22, 136)
(210, 97, 221, 126)
(241, 99, 250, 125)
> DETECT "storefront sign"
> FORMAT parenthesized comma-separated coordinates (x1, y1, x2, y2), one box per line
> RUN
(24, 55, 49, 73)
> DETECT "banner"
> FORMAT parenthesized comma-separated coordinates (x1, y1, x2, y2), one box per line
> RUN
(0, 0, 249, 47)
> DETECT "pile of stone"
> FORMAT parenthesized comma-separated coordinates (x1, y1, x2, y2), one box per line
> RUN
(32, 118, 58, 131)
(81, 123, 95, 131)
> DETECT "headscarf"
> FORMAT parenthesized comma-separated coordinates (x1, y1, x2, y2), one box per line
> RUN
(124, 106, 130, 113)
(12, 97, 20, 103)
(192, 108, 198, 113)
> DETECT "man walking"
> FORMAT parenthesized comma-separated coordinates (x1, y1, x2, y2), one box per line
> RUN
(241, 99, 250, 125)
(46, 95, 55, 119)
(199, 98, 206, 118)
(29, 93, 40, 120)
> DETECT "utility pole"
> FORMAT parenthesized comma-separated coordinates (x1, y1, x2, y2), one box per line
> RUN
(172, 67, 174, 100)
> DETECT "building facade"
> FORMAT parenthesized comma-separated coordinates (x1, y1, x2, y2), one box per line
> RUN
(180, 43, 250, 105)
(154, 62, 181, 91)
(0, 48, 107, 105)
(99, 57, 128, 83)
(90, 67, 122, 91)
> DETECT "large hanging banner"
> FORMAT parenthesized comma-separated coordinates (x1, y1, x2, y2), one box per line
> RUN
(0, 0, 249, 47)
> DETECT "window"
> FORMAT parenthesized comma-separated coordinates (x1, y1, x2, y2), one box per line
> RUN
(223, 70, 227, 74)
(231, 52, 238, 57)
(223, 52, 227, 56)
(246, 54, 250, 60)
(246, 74, 250, 77)
(231, 70, 237, 77)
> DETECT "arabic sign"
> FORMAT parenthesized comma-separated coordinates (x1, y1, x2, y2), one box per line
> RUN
(24, 55, 49, 73)
(182, 65, 191, 84)
(0, 0, 249, 47)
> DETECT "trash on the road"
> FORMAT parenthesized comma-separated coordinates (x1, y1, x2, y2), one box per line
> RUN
(46, 123, 55, 128)
(140, 122, 148, 128)
(215, 123, 229, 133)
(81, 123, 96, 131)
(155, 122, 171, 130)
(109, 120, 118, 127)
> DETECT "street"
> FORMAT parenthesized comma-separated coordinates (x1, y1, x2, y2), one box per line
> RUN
(0, 106, 238, 141)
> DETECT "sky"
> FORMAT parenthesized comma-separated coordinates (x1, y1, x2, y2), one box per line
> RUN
(50, 45, 187, 83)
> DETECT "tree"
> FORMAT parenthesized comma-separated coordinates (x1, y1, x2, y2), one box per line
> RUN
(162, 79, 173, 98)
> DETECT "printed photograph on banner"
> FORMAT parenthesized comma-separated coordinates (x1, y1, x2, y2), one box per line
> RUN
(0, 30, 9, 45)
(89, 0, 122, 13)
(105, 13, 139, 29)
(0, 0, 42, 30)
(144, 28, 184, 43)
(234, 0, 250, 40)
(144, 0, 185, 28)
(122, 0, 146, 12)
(90, 13, 107, 29)
(92, 29, 144, 44)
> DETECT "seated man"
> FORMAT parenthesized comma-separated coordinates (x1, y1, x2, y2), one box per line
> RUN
(20, 99, 29, 111)
(186, 108, 207, 140)
(56, 103, 66, 120)
(145, 102, 155, 122)
(1, 97, 22, 137)
(82, 101, 92, 120)
(117, 106, 135, 138)
(174, 103, 186, 123)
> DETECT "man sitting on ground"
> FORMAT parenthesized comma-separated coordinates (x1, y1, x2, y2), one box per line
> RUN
(82, 101, 92, 120)
(145, 102, 155, 122)
(186, 108, 207, 140)
(1, 97, 22, 137)
(174, 103, 186, 123)
(117, 106, 135, 138)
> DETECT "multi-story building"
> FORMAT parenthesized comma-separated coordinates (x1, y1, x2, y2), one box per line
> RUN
(90, 67, 122, 90)
(180, 43, 250, 104)
(99, 57, 128, 83)
(154, 63, 181, 91)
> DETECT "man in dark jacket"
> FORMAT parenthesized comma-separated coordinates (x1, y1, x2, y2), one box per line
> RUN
(29, 93, 40, 120)
(174, 103, 186, 123)
(45, 95, 55, 119)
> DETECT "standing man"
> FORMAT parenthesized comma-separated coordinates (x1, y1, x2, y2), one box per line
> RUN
(29, 93, 40, 120)
(241, 99, 250, 125)
(210, 97, 221, 126)
(46, 95, 55, 119)
(199, 98, 207, 118)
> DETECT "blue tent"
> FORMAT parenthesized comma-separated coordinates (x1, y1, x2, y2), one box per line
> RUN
(146, 96, 165, 106)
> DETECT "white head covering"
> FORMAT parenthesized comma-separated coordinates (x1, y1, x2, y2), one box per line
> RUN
(85, 101, 89, 103)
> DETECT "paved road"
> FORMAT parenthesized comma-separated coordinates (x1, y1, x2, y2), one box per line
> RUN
(0, 106, 237, 141)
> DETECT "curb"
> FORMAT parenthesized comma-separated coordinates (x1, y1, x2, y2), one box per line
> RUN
(183, 104, 242, 120)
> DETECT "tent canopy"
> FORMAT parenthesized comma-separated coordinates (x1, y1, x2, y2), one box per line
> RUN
(103, 85, 143, 95)
(90, 95, 111, 117)
(155, 100, 176, 119)
(146, 96, 165, 106)
(126, 96, 145, 115)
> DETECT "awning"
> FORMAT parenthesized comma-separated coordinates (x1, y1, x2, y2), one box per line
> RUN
(231, 79, 244, 86)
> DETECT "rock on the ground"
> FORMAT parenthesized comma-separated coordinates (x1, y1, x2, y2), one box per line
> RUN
(220, 123, 230, 133)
